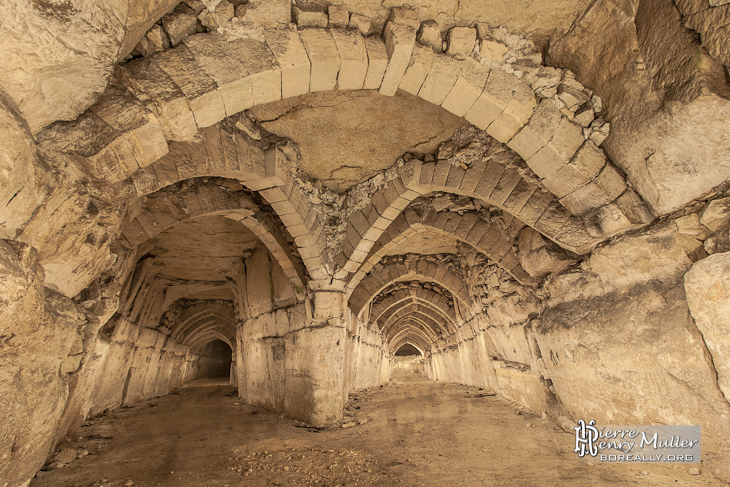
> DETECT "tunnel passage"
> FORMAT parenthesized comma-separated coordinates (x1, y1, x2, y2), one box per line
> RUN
(391, 343, 426, 381)
(4, 3, 730, 486)
(195, 340, 233, 380)
(395, 344, 421, 357)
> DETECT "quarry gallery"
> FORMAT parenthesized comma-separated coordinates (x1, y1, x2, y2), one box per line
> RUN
(1, 0, 730, 485)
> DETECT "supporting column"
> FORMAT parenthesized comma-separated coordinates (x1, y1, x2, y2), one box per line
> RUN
(292, 282, 349, 426)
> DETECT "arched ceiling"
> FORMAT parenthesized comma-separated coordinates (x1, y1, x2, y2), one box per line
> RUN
(248, 90, 463, 192)
(6, 4, 686, 365)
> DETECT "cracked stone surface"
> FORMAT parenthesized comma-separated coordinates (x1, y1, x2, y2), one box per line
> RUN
(248, 90, 463, 192)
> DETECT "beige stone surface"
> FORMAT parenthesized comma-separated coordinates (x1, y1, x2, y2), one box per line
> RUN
(331, 0, 591, 49)
(548, 0, 730, 215)
(145, 216, 259, 282)
(380, 22, 417, 96)
(417, 20, 443, 52)
(249, 91, 462, 192)
(238, 0, 291, 27)
(0, 93, 49, 239)
(685, 252, 730, 400)
(446, 26, 476, 59)
(5, 4, 730, 486)
(0, 242, 86, 486)
(299, 29, 341, 92)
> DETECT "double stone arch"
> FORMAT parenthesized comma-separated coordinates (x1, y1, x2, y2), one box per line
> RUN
(37, 22, 653, 289)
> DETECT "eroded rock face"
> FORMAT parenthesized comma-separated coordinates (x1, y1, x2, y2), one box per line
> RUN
(0, 0, 179, 133)
(0, 91, 49, 239)
(548, 0, 730, 215)
(0, 241, 86, 485)
(685, 252, 730, 401)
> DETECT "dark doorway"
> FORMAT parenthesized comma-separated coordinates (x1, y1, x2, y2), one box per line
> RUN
(196, 340, 233, 379)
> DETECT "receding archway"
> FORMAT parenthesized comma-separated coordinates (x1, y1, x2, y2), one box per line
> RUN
(195, 340, 233, 380)
(392, 342, 426, 381)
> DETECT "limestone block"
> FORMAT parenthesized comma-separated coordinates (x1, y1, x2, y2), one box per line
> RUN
(294, 8, 328, 28)
(560, 165, 627, 216)
(184, 33, 282, 116)
(441, 58, 490, 117)
(522, 116, 583, 180)
(363, 35, 389, 90)
(162, 3, 199, 47)
(508, 98, 562, 161)
(237, 0, 291, 27)
(489, 79, 536, 143)
(541, 141, 606, 198)
(153, 45, 226, 128)
(349, 14, 372, 36)
(480, 37, 509, 63)
(183, 0, 205, 15)
(446, 27, 477, 59)
(701, 197, 730, 233)
(380, 22, 417, 96)
(464, 68, 515, 131)
(299, 29, 341, 92)
(388, 7, 420, 30)
(264, 29, 311, 99)
(418, 54, 462, 106)
(584, 202, 633, 238)
(198, 1, 234, 30)
(417, 20, 443, 53)
(131, 25, 171, 57)
(613, 188, 655, 226)
(399, 44, 435, 95)
(550, 117, 585, 161)
(685, 252, 730, 399)
(331, 29, 368, 90)
(517, 189, 554, 226)
(502, 179, 538, 214)
(118, 58, 197, 141)
(328, 5, 350, 28)
(534, 201, 596, 254)
(89, 81, 169, 170)
(557, 82, 589, 111)
(676, 213, 709, 240)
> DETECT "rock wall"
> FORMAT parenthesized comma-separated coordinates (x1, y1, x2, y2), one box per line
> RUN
(0, 241, 85, 485)
(548, 0, 730, 215)
(533, 221, 730, 479)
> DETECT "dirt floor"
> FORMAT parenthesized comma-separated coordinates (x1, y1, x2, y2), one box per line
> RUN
(30, 372, 726, 487)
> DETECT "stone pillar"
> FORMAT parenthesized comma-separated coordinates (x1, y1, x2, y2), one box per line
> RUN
(290, 286, 348, 426)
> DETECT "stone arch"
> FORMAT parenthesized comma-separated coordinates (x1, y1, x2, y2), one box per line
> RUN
(368, 287, 456, 330)
(35, 25, 651, 282)
(388, 328, 433, 356)
(119, 180, 306, 293)
(347, 207, 532, 297)
(391, 337, 427, 357)
(338, 159, 617, 274)
(381, 304, 457, 343)
(170, 302, 237, 354)
(348, 258, 471, 320)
